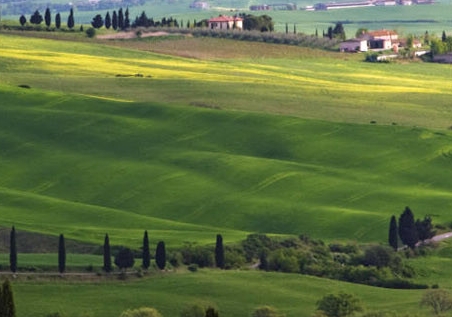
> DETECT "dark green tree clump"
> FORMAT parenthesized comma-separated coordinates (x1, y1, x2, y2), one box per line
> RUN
(155, 241, 166, 270)
(30, 10, 43, 25)
(316, 292, 363, 317)
(388, 215, 398, 251)
(58, 234, 66, 274)
(103, 234, 112, 273)
(142, 230, 150, 269)
(416, 216, 435, 242)
(10, 226, 17, 273)
(240, 14, 274, 32)
(115, 248, 135, 272)
(215, 234, 225, 269)
(398, 206, 418, 249)
(91, 14, 103, 29)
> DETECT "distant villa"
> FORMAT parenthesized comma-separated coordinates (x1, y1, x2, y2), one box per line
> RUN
(304, 0, 433, 10)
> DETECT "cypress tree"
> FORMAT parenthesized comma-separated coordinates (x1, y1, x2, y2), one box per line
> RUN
(285, 23, 288, 34)
(2, 280, 15, 317)
(442, 30, 447, 42)
(55, 13, 61, 29)
(103, 234, 112, 272)
(19, 15, 26, 26)
(118, 8, 124, 30)
(398, 206, 418, 249)
(293, 23, 296, 34)
(155, 241, 166, 270)
(142, 230, 150, 269)
(58, 234, 66, 274)
(215, 234, 225, 269)
(67, 8, 74, 29)
(124, 7, 130, 29)
(112, 10, 118, 30)
(9, 227, 17, 273)
(388, 215, 398, 251)
(45, 8, 51, 27)
(105, 11, 111, 29)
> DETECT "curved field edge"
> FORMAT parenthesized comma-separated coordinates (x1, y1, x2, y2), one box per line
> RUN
(10, 269, 431, 317)
(0, 34, 451, 130)
(0, 83, 451, 246)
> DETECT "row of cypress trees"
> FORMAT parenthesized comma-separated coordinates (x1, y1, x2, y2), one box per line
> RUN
(20, 8, 75, 29)
(7, 227, 225, 273)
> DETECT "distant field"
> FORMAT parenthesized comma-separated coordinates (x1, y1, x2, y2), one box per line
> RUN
(4, 0, 452, 35)
(7, 269, 431, 317)
(0, 34, 451, 250)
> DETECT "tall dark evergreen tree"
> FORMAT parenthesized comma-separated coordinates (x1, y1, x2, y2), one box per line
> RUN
(155, 241, 166, 270)
(67, 8, 74, 29)
(215, 234, 225, 269)
(293, 23, 296, 34)
(112, 10, 118, 30)
(2, 280, 15, 317)
(118, 8, 124, 30)
(105, 11, 111, 29)
(103, 234, 112, 272)
(9, 227, 17, 274)
(398, 206, 418, 249)
(388, 216, 398, 251)
(142, 230, 150, 269)
(55, 13, 61, 29)
(45, 8, 51, 27)
(19, 15, 26, 26)
(327, 26, 333, 39)
(30, 10, 43, 25)
(442, 30, 447, 42)
(58, 234, 66, 274)
(285, 23, 288, 34)
(124, 7, 130, 29)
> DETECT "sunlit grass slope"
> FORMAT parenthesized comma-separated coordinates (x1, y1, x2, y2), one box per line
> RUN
(1, 34, 452, 130)
(12, 270, 430, 317)
(0, 80, 451, 246)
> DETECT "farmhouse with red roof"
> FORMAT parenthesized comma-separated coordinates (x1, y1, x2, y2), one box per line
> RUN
(208, 15, 243, 30)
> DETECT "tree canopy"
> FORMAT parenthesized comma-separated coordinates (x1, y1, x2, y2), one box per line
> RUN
(115, 248, 135, 271)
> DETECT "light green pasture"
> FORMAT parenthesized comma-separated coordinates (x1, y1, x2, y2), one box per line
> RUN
(7, 269, 432, 317)
(1, 34, 451, 130)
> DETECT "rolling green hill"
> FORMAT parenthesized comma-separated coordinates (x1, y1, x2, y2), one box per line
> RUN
(0, 28, 451, 317)
(0, 33, 451, 248)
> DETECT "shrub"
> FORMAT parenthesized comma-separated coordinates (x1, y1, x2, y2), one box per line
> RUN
(180, 303, 205, 317)
(85, 27, 96, 38)
(119, 307, 162, 317)
(316, 292, 363, 317)
(251, 305, 285, 317)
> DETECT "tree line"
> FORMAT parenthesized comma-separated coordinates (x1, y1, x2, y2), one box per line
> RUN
(19, 8, 75, 30)
(6, 227, 226, 274)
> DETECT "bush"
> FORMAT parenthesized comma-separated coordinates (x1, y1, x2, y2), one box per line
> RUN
(119, 307, 162, 317)
(180, 303, 205, 317)
(316, 292, 363, 317)
(251, 305, 285, 317)
(85, 27, 96, 38)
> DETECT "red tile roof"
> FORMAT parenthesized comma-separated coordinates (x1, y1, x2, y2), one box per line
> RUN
(367, 29, 398, 37)
(208, 16, 243, 22)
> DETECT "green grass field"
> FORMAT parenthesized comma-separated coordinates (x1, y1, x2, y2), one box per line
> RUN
(5, 269, 431, 317)
(0, 32, 451, 317)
